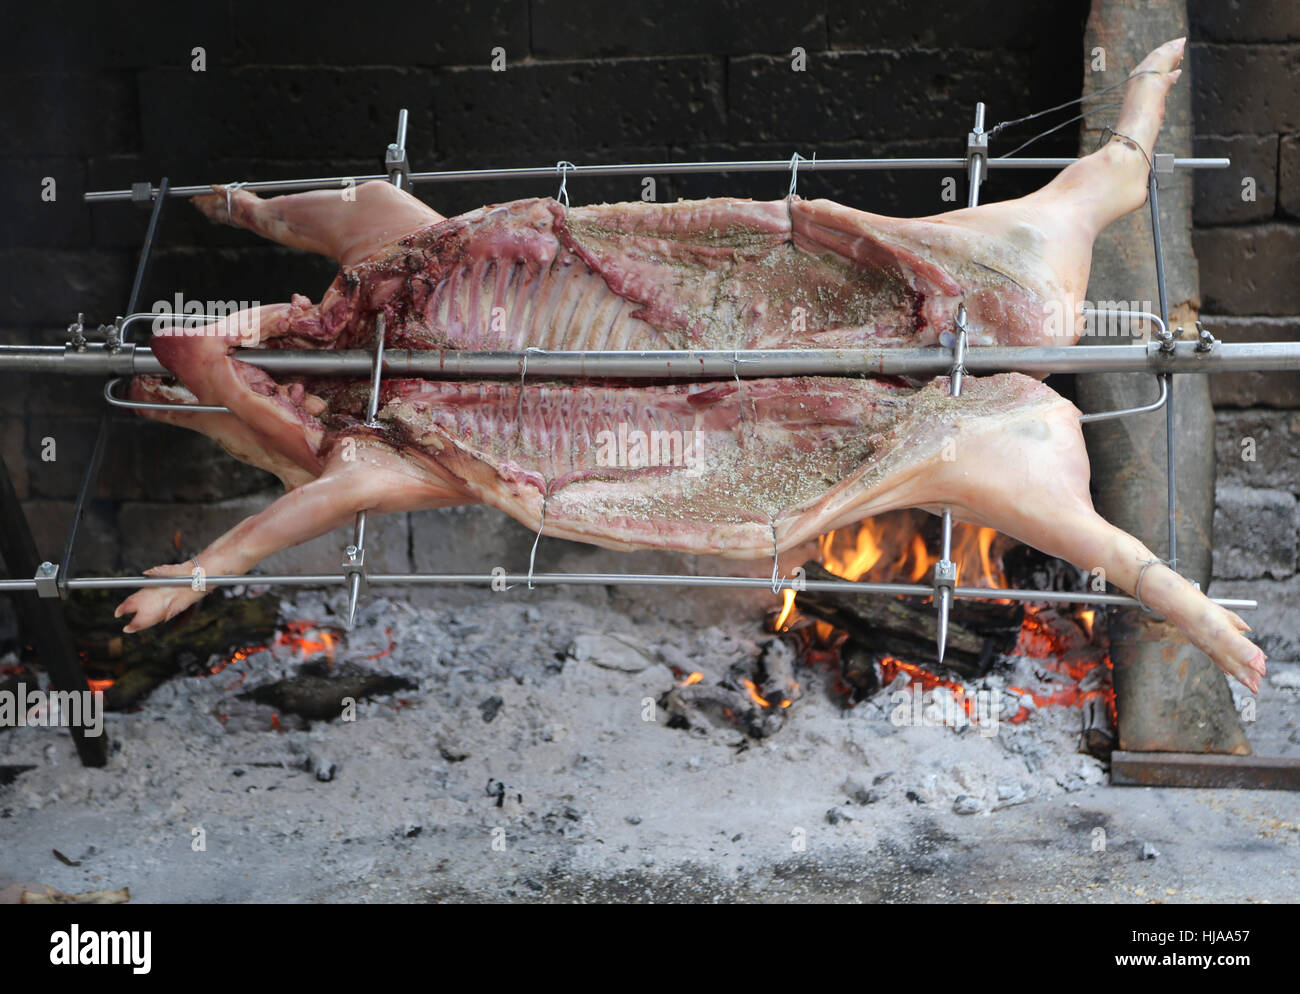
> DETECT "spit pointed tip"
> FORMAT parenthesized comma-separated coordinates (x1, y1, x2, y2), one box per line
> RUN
(936, 589, 951, 665)
(344, 574, 361, 631)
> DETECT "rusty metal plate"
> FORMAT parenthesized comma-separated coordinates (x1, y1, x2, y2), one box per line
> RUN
(1111, 750, 1300, 790)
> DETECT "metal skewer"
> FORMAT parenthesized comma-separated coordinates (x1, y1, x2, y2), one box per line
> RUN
(82, 155, 1230, 203)
(344, 108, 408, 629)
(343, 312, 387, 630)
(0, 568, 1257, 614)
(935, 103, 988, 663)
(29, 338, 1300, 382)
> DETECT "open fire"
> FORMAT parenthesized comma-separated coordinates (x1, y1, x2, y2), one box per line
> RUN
(767, 511, 1115, 750)
(57, 512, 1112, 754)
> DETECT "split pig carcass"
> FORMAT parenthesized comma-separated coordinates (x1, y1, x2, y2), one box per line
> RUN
(115, 39, 1267, 692)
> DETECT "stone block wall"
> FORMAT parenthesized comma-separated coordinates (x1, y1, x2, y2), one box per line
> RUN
(1190, 1, 1300, 660)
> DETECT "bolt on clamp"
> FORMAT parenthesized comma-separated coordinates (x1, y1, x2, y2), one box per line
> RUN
(1194, 320, 1216, 354)
(933, 558, 957, 593)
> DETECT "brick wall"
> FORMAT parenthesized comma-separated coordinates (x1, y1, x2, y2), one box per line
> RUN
(0, 0, 1088, 608)
(1188, 1, 1300, 660)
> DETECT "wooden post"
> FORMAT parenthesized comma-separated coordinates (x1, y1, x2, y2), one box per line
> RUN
(1076, 0, 1248, 753)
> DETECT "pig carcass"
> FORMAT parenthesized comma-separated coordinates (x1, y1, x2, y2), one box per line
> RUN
(114, 39, 1267, 692)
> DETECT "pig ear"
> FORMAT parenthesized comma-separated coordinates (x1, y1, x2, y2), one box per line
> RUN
(790, 199, 963, 297)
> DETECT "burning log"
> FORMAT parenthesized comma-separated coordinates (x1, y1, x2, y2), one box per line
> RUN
(64, 591, 279, 710)
(661, 637, 800, 739)
(240, 670, 416, 722)
(794, 561, 1023, 677)
(1081, 697, 1115, 759)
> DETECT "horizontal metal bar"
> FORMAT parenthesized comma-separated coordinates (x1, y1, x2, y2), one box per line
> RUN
(8, 340, 1300, 380)
(82, 155, 1232, 203)
(0, 570, 1256, 611)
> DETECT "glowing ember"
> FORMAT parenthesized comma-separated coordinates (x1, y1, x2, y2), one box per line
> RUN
(361, 628, 395, 661)
(741, 678, 770, 708)
(277, 620, 339, 662)
(879, 656, 974, 715)
(86, 678, 114, 693)
(210, 646, 260, 676)
(680, 671, 703, 687)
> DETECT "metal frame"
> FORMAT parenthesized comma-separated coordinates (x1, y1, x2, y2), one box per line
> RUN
(13, 106, 1280, 663)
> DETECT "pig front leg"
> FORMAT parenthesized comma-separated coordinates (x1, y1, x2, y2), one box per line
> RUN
(148, 302, 332, 476)
(114, 440, 470, 633)
(192, 180, 443, 267)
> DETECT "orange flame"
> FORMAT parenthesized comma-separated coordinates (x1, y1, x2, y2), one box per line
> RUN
(775, 589, 797, 630)
(1079, 609, 1095, 638)
(817, 511, 1004, 587)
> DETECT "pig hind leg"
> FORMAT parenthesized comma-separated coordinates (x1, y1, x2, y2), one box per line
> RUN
(927, 401, 1266, 692)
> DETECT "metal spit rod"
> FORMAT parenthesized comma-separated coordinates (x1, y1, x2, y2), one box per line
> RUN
(82, 155, 1230, 203)
(344, 112, 406, 629)
(935, 103, 987, 662)
(2, 569, 1258, 612)
(1148, 168, 1177, 573)
(21, 340, 1300, 380)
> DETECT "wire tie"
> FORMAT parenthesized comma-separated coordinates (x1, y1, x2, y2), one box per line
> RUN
(556, 161, 575, 208)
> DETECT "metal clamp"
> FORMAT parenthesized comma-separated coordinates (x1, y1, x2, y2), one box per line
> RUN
(1079, 371, 1168, 424)
(1154, 152, 1175, 174)
(34, 561, 62, 599)
(935, 303, 971, 664)
(343, 544, 369, 595)
(933, 556, 957, 663)
(1077, 307, 1173, 423)
(385, 109, 410, 191)
(933, 558, 957, 594)
(948, 304, 970, 396)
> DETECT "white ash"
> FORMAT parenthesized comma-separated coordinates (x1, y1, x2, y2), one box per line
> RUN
(0, 588, 1228, 901)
